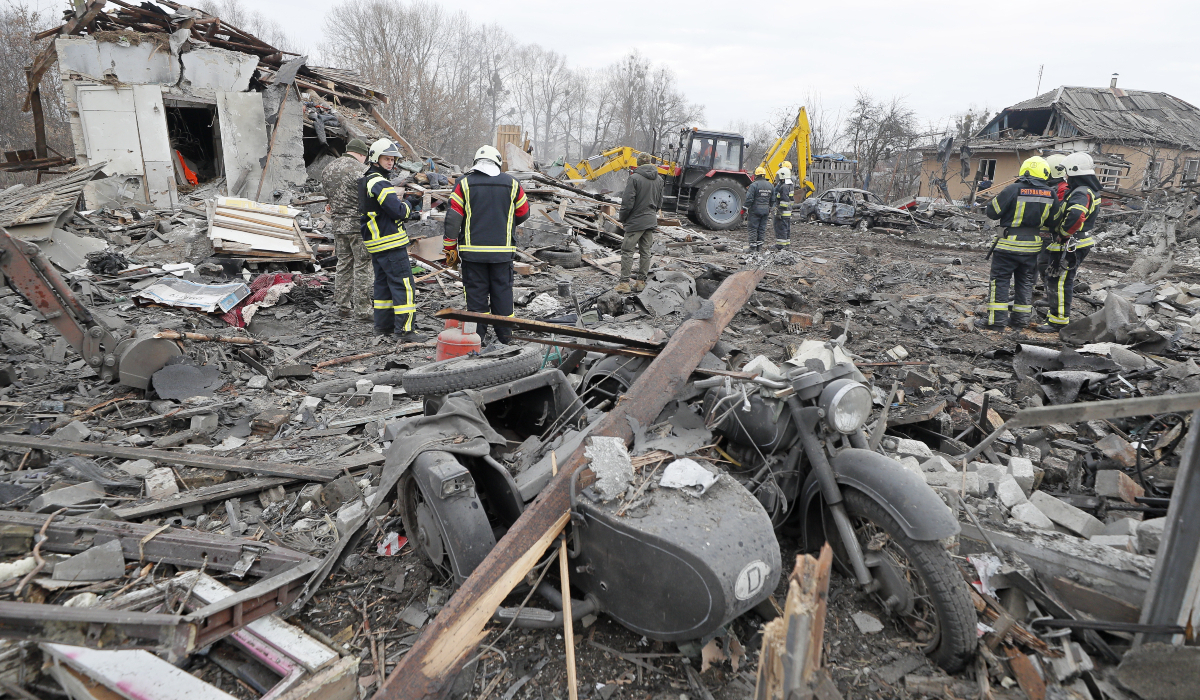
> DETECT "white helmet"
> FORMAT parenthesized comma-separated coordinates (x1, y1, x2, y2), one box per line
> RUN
(1045, 153, 1068, 180)
(1060, 152, 1095, 177)
(475, 145, 503, 168)
(368, 138, 403, 164)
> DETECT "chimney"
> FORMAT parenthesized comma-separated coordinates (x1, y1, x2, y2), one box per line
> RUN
(1110, 73, 1119, 88)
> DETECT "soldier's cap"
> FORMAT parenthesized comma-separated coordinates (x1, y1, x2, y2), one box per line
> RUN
(345, 139, 369, 156)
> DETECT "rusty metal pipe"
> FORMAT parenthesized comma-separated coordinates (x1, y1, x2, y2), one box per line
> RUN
(376, 269, 765, 700)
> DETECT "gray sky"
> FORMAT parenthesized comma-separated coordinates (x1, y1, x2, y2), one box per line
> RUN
(259, 0, 1197, 134)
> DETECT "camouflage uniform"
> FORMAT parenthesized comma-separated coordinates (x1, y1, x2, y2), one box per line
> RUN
(320, 154, 372, 316)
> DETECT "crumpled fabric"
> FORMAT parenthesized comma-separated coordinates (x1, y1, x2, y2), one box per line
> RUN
(221, 273, 324, 327)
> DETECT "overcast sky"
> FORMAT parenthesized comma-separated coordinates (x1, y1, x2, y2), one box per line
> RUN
(244, 0, 1197, 132)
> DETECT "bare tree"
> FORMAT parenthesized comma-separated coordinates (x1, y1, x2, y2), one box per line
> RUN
(843, 88, 917, 191)
(198, 0, 303, 52)
(0, 2, 72, 186)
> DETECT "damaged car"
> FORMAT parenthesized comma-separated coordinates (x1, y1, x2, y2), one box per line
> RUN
(795, 188, 915, 229)
(388, 340, 976, 673)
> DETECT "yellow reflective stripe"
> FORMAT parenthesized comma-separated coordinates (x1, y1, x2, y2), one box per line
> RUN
(462, 179, 473, 248)
(1012, 304, 1032, 313)
(991, 197, 1002, 215)
(460, 245, 516, 252)
(988, 280, 999, 324)
(364, 231, 410, 252)
(1074, 237, 1095, 248)
(514, 192, 528, 208)
(1047, 272, 1069, 324)
(506, 179, 517, 247)
(450, 193, 464, 207)
(373, 300, 394, 308)
(376, 186, 396, 205)
(1012, 201, 1026, 227)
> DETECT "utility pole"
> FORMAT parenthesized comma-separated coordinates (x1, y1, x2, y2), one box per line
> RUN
(1036, 64, 1044, 95)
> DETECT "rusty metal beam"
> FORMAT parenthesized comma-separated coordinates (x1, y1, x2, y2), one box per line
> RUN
(378, 269, 764, 700)
(434, 308, 664, 350)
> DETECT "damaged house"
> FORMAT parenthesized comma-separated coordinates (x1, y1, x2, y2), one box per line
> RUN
(34, 0, 395, 210)
(923, 76, 1200, 201)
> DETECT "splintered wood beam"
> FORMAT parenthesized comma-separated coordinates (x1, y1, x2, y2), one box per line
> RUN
(24, 0, 108, 112)
(376, 269, 765, 700)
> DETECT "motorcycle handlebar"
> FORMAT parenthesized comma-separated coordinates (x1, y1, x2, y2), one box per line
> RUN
(692, 374, 789, 390)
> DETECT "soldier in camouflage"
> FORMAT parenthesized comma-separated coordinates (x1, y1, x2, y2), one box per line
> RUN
(320, 138, 372, 319)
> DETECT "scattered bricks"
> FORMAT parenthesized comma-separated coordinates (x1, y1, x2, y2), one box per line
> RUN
(1094, 470, 1144, 504)
(1137, 518, 1165, 555)
(1083, 421, 1111, 440)
(1103, 518, 1141, 538)
(1029, 491, 1105, 538)
(513, 262, 535, 275)
(251, 408, 290, 436)
(144, 468, 179, 500)
(300, 396, 322, 411)
(1020, 443, 1042, 462)
(189, 413, 218, 433)
(996, 476, 1028, 508)
(54, 420, 92, 442)
(297, 483, 322, 511)
(903, 370, 936, 390)
(0, 524, 34, 555)
(320, 475, 360, 510)
(920, 456, 956, 473)
(1088, 535, 1138, 552)
(959, 391, 985, 413)
(926, 471, 981, 496)
(975, 463, 1005, 491)
(52, 539, 125, 581)
(1010, 502, 1055, 530)
(1040, 456, 1071, 485)
(28, 482, 103, 513)
(1045, 423, 1079, 440)
(117, 459, 154, 478)
(1008, 457, 1035, 496)
(896, 457, 923, 476)
(355, 378, 374, 394)
(894, 438, 932, 460)
(246, 375, 268, 389)
(1095, 434, 1137, 468)
(786, 312, 813, 329)
(371, 385, 394, 409)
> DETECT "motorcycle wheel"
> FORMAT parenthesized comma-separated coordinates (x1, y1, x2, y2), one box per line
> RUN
(398, 472, 451, 578)
(830, 489, 976, 673)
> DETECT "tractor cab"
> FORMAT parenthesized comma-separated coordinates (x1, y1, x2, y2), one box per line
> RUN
(661, 129, 752, 230)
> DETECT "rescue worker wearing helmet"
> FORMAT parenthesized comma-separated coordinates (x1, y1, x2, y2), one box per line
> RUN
(1039, 152, 1101, 334)
(1035, 153, 1071, 301)
(772, 161, 795, 250)
(979, 156, 1056, 330)
(443, 145, 530, 346)
(742, 167, 775, 253)
(360, 138, 426, 341)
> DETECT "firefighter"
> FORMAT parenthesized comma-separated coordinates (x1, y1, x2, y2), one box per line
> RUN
(443, 145, 531, 346)
(1039, 152, 1101, 334)
(742, 167, 775, 253)
(320, 138, 371, 320)
(772, 162, 795, 250)
(359, 138, 426, 341)
(978, 156, 1056, 331)
(1035, 153, 1071, 298)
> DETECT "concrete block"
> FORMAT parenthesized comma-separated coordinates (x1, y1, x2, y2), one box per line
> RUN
(355, 379, 374, 394)
(118, 459, 154, 478)
(1137, 518, 1165, 555)
(1088, 534, 1137, 552)
(53, 539, 125, 581)
(1095, 433, 1137, 467)
(189, 413, 218, 433)
(894, 438, 932, 460)
(28, 482, 103, 513)
(920, 455, 956, 473)
(925, 471, 981, 496)
(247, 375, 268, 389)
(1117, 642, 1200, 700)
(300, 396, 321, 411)
(144, 468, 179, 500)
(1040, 455, 1070, 484)
(1094, 470, 1144, 504)
(1029, 491, 1105, 538)
(1103, 517, 1140, 538)
(896, 456, 923, 477)
(975, 463, 1005, 489)
(371, 384, 394, 409)
(997, 476, 1028, 508)
(1008, 457, 1035, 495)
(1020, 443, 1042, 462)
(54, 420, 91, 442)
(1010, 502, 1055, 530)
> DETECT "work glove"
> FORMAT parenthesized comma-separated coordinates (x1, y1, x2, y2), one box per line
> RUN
(444, 247, 459, 270)
(739, 208, 747, 216)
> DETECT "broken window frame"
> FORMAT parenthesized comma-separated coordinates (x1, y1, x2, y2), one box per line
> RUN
(977, 158, 997, 180)
(1183, 158, 1199, 184)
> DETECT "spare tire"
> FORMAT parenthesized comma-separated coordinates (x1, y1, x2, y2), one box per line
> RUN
(401, 346, 543, 396)
(535, 248, 583, 268)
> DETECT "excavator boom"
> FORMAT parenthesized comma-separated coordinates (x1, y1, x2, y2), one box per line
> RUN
(759, 108, 811, 186)
(562, 147, 676, 182)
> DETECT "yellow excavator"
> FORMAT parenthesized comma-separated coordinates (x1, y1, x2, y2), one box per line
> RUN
(556, 109, 811, 230)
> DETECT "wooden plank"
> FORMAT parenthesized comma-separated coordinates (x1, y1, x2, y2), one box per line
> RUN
(755, 546, 833, 700)
(0, 436, 342, 482)
(113, 476, 294, 520)
(434, 309, 664, 350)
(378, 270, 764, 700)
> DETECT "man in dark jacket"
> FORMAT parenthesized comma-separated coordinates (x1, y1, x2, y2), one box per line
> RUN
(616, 154, 664, 293)
(743, 167, 774, 252)
(979, 156, 1055, 331)
(443, 145, 530, 345)
(772, 167, 795, 250)
(1038, 152, 1100, 334)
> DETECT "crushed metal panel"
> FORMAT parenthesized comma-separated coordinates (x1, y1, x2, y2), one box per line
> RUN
(217, 91, 270, 199)
(132, 85, 177, 208)
(179, 47, 259, 98)
(76, 86, 144, 177)
(43, 644, 237, 700)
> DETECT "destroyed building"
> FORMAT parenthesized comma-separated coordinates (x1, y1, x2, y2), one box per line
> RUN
(922, 77, 1200, 200)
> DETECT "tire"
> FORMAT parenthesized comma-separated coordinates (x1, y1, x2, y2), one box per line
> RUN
(693, 177, 746, 231)
(535, 248, 582, 268)
(401, 346, 542, 396)
(398, 472, 449, 575)
(830, 489, 976, 673)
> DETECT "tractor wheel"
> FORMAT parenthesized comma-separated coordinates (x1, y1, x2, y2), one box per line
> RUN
(692, 178, 746, 231)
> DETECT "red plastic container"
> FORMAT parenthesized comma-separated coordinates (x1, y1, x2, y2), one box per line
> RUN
(435, 319, 481, 360)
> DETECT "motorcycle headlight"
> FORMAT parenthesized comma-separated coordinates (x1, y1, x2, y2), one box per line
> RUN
(819, 379, 872, 434)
